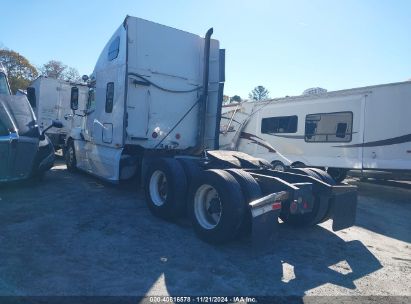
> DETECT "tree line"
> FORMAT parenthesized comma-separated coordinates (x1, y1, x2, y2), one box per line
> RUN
(223, 85, 270, 104)
(0, 48, 81, 94)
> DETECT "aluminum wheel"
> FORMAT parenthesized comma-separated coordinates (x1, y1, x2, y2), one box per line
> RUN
(194, 184, 222, 230)
(65, 141, 76, 171)
(149, 170, 168, 206)
(67, 146, 75, 164)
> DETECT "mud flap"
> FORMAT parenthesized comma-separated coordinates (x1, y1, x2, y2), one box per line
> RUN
(330, 186, 358, 231)
(249, 191, 288, 248)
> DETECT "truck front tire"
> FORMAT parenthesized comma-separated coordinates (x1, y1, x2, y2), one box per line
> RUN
(64, 140, 77, 172)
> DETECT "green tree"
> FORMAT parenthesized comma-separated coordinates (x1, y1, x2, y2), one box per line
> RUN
(223, 94, 230, 104)
(64, 67, 81, 82)
(230, 95, 242, 103)
(0, 49, 38, 93)
(40, 60, 81, 82)
(248, 86, 270, 101)
(39, 60, 67, 79)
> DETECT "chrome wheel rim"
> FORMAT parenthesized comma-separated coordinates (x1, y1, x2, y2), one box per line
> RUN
(67, 145, 75, 166)
(149, 170, 168, 206)
(194, 184, 222, 229)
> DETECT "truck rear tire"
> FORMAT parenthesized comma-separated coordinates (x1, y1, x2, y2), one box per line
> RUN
(291, 161, 305, 168)
(225, 169, 262, 236)
(308, 168, 336, 185)
(327, 168, 348, 183)
(280, 167, 330, 227)
(145, 158, 188, 220)
(64, 140, 77, 172)
(271, 160, 286, 172)
(188, 169, 245, 244)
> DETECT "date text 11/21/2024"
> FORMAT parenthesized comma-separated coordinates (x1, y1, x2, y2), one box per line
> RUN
(148, 296, 257, 303)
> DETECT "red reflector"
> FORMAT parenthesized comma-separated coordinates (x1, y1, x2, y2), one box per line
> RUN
(175, 133, 181, 140)
(272, 201, 282, 210)
(303, 201, 308, 209)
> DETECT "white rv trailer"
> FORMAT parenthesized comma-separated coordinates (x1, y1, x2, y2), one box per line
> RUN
(26, 77, 88, 149)
(63, 16, 358, 244)
(220, 81, 411, 182)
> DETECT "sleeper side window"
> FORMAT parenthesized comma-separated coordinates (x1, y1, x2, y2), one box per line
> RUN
(105, 82, 114, 113)
(305, 112, 353, 142)
(108, 36, 120, 61)
(261, 115, 298, 134)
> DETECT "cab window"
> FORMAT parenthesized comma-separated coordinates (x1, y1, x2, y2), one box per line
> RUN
(86, 87, 96, 112)
(108, 36, 120, 61)
(0, 74, 10, 95)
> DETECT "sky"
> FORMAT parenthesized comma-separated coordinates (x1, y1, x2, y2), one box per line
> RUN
(1, 0, 410, 98)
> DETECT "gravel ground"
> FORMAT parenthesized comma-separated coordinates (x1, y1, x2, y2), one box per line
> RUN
(0, 162, 410, 298)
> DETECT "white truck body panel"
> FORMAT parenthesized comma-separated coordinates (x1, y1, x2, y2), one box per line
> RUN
(71, 16, 223, 181)
(29, 77, 88, 146)
(220, 81, 411, 172)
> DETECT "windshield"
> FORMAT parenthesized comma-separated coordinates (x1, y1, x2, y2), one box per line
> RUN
(0, 73, 10, 95)
(0, 95, 39, 138)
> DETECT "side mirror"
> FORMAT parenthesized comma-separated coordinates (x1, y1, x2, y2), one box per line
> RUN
(40, 120, 63, 140)
(70, 87, 79, 111)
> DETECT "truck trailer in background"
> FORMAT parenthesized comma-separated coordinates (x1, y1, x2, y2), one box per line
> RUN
(220, 81, 411, 182)
(63, 16, 358, 245)
(27, 76, 89, 149)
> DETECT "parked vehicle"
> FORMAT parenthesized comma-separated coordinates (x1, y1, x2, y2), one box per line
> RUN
(64, 16, 357, 244)
(0, 95, 63, 182)
(220, 81, 411, 182)
(26, 77, 88, 150)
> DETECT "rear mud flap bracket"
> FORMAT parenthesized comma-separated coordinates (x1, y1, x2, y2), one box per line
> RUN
(250, 191, 287, 248)
(330, 189, 358, 231)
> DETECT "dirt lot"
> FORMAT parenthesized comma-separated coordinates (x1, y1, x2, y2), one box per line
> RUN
(0, 161, 410, 298)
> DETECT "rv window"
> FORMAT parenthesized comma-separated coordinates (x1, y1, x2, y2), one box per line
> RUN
(105, 82, 114, 113)
(26, 87, 36, 108)
(336, 122, 348, 138)
(108, 36, 120, 61)
(305, 112, 353, 142)
(261, 115, 298, 134)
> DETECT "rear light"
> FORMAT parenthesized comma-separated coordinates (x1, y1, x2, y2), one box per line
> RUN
(152, 132, 158, 138)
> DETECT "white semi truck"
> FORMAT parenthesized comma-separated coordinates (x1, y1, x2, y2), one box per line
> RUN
(26, 77, 89, 150)
(64, 16, 358, 244)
